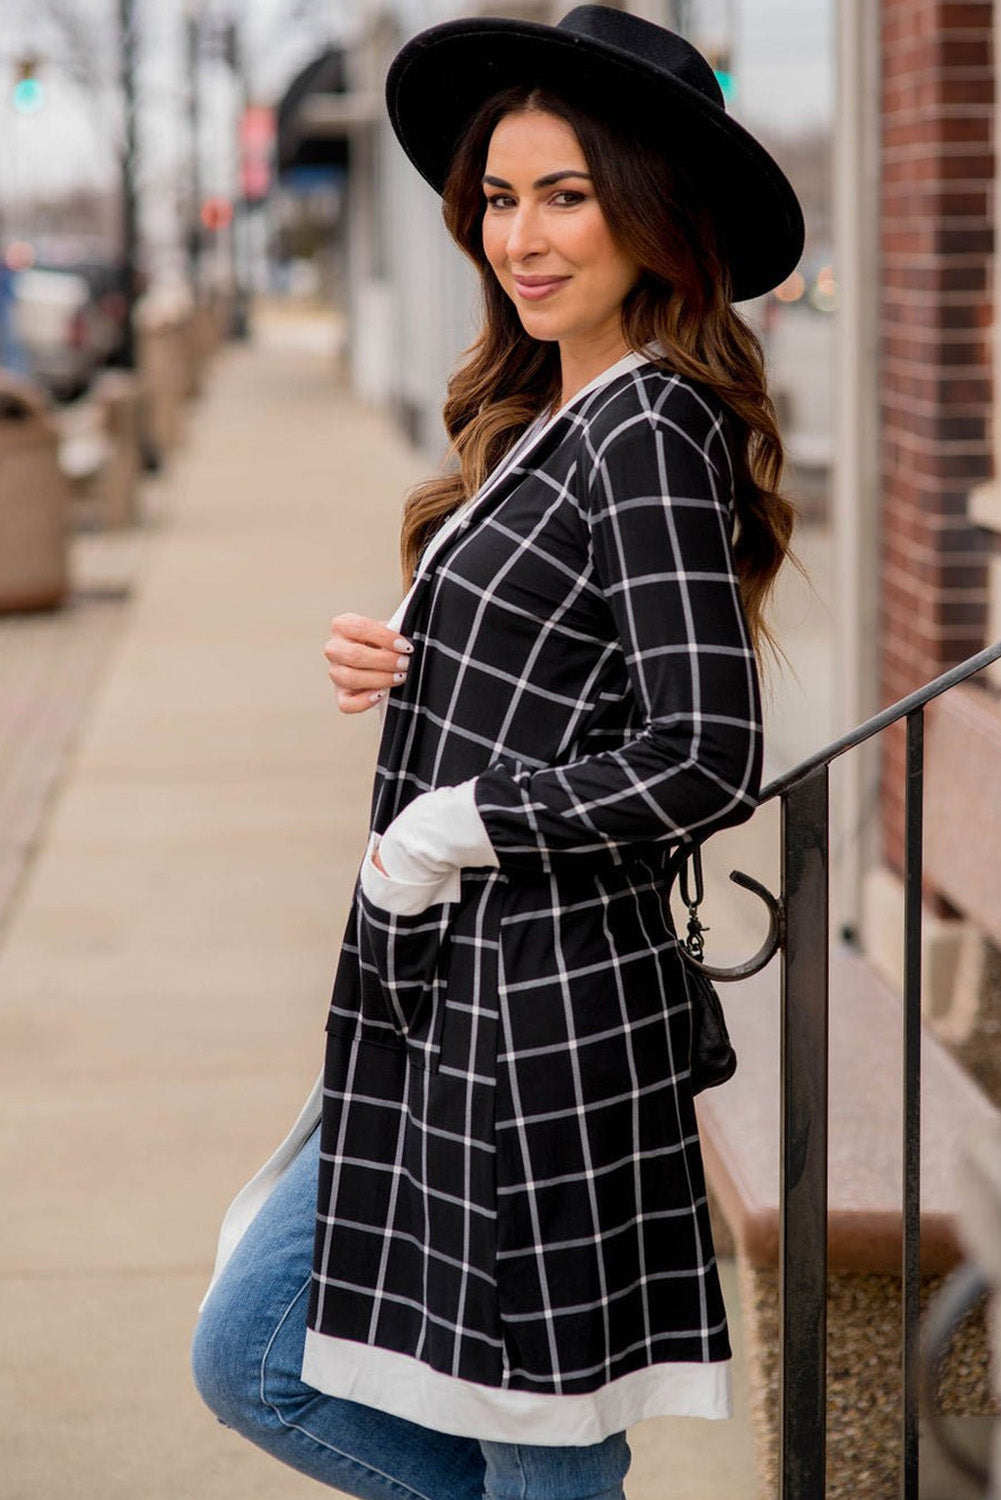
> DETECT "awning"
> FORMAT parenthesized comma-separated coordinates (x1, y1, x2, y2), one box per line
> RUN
(276, 48, 378, 175)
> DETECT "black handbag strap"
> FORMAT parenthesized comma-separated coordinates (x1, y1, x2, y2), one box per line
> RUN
(665, 841, 710, 965)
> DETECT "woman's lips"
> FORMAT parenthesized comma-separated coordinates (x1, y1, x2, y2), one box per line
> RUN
(513, 276, 570, 301)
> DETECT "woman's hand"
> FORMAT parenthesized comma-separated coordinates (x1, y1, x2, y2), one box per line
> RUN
(324, 613, 413, 714)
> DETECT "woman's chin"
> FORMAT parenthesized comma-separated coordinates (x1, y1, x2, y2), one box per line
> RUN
(515, 309, 567, 342)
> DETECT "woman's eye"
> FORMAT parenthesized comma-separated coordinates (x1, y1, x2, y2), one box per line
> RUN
(483, 190, 586, 210)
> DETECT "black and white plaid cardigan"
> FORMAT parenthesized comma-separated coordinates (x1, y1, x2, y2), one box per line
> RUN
(302, 355, 763, 1444)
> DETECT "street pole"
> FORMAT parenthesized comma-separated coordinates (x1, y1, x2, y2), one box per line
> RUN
(118, 0, 139, 370)
(832, 0, 881, 941)
(668, 0, 693, 35)
(225, 19, 251, 340)
(186, 7, 202, 299)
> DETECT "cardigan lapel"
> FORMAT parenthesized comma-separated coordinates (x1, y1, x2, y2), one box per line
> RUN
(393, 346, 659, 635)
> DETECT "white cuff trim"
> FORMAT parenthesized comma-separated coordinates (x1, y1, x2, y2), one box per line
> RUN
(380, 779, 498, 876)
(443, 778, 500, 869)
(359, 831, 461, 916)
(359, 781, 499, 917)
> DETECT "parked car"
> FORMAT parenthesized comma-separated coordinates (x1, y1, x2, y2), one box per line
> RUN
(9, 246, 130, 400)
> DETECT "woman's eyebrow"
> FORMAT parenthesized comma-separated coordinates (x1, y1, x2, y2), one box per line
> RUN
(482, 170, 593, 189)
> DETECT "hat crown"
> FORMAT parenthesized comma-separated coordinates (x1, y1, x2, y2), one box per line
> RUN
(555, 5, 725, 110)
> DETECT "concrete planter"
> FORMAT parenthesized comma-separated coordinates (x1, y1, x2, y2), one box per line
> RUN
(0, 373, 70, 611)
(136, 289, 197, 457)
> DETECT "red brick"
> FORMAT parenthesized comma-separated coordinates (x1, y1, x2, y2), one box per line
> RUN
(941, 562, 990, 587)
(937, 186, 992, 213)
(939, 4, 993, 27)
(939, 37, 992, 68)
(937, 599, 990, 627)
(939, 301, 991, 329)
(934, 77, 994, 106)
(936, 225, 993, 254)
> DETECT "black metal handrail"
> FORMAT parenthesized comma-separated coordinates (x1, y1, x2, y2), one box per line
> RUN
(761, 639, 1001, 799)
(705, 637, 1001, 1499)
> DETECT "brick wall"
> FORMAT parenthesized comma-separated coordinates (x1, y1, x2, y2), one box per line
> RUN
(880, 0, 994, 872)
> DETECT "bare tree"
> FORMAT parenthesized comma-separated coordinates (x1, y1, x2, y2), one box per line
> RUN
(38, 0, 116, 93)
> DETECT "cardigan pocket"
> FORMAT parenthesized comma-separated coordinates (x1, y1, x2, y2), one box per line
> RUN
(325, 881, 455, 1073)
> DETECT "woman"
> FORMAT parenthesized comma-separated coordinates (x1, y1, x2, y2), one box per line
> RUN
(191, 8, 803, 1499)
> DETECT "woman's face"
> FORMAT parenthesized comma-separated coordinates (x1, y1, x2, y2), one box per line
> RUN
(481, 109, 640, 356)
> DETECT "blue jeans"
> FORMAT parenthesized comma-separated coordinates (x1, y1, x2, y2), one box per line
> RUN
(191, 1125, 631, 1500)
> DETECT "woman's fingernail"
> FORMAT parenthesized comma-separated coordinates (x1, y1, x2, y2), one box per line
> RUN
(393, 671, 406, 683)
(395, 655, 410, 671)
(370, 691, 385, 702)
(394, 638, 413, 653)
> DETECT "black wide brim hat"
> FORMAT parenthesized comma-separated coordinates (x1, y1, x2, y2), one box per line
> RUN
(385, 5, 805, 303)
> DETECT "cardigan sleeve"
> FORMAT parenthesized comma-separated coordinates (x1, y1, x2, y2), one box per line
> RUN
(472, 391, 764, 875)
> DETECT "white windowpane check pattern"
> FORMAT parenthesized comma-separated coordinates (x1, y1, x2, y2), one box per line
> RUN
(304, 362, 762, 1443)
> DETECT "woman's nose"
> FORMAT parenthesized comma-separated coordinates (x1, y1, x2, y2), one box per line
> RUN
(505, 204, 546, 260)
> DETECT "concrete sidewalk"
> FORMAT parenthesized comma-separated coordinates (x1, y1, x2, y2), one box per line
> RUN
(0, 311, 760, 1499)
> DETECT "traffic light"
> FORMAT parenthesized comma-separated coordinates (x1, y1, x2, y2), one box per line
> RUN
(12, 56, 44, 113)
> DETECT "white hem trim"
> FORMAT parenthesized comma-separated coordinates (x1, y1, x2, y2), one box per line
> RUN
(301, 1330, 732, 1445)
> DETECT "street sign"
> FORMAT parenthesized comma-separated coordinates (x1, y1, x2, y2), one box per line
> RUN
(200, 197, 234, 232)
(240, 105, 275, 202)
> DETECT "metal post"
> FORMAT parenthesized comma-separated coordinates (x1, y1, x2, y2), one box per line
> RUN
(667, 1, 693, 36)
(901, 710, 924, 1499)
(780, 766, 830, 1500)
(225, 19, 251, 340)
(186, 8, 202, 298)
(117, 0, 139, 371)
(831, 0, 882, 945)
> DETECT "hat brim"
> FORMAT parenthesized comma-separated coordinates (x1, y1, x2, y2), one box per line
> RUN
(386, 18, 805, 302)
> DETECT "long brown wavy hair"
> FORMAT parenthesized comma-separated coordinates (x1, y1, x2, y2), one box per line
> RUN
(400, 83, 796, 659)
